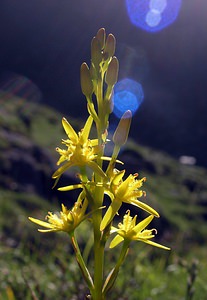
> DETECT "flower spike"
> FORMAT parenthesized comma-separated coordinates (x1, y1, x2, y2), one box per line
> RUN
(29, 29, 171, 299)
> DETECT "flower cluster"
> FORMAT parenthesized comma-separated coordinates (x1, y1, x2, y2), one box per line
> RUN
(29, 28, 170, 299)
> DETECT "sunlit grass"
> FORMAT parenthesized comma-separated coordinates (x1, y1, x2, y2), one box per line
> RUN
(1, 188, 206, 299)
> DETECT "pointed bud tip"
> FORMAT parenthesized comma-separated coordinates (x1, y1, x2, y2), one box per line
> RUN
(122, 110, 132, 119)
(96, 28, 106, 49)
(62, 117, 67, 125)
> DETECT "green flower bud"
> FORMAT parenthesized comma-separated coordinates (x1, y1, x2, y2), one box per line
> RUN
(91, 36, 102, 69)
(96, 28, 106, 50)
(80, 63, 93, 97)
(113, 110, 132, 146)
(105, 56, 119, 86)
(104, 34, 116, 58)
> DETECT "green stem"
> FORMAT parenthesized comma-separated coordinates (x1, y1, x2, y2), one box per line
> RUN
(70, 232, 94, 292)
(90, 179, 105, 300)
(90, 76, 107, 300)
(106, 144, 120, 175)
(102, 240, 130, 297)
(79, 166, 88, 183)
(92, 201, 105, 300)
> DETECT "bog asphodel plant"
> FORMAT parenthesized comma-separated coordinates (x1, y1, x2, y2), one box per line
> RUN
(29, 28, 170, 300)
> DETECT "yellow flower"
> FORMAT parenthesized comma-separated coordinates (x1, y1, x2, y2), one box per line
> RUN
(52, 115, 107, 180)
(100, 169, 159, 231)
(29, 199, 88, 233)
(109, 210, 170, 250)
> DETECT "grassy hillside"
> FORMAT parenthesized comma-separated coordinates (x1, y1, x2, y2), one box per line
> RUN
(0, 94, 207, 299)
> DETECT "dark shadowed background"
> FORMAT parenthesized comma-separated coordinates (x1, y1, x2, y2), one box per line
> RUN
(0, 0, 207, 166)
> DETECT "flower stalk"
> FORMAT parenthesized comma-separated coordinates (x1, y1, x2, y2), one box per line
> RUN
(29, 28, 170, 300)
(70, 231, 94, 291)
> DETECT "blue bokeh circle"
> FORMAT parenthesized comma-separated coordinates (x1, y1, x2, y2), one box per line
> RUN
(113, 78, 144, 118)
(125, 0, 182, 32)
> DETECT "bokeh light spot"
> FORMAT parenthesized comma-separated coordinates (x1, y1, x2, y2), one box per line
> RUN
(113, 78, 144, 118)
(125, 0, 182, 32)
(149, 0, 167, 12)
(146, 10, 162, 27)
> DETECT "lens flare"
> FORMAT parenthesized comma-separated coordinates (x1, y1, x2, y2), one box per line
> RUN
(125, 0, 182, 32)
(0, 72, 41, 102)
(113, 78, 144, 118)
(0, 72, 42, 113)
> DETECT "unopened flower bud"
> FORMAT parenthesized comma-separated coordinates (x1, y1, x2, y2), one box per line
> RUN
(105, 57, 119, 86)
(113, 110, 132, 146)
(104, 34, 116, 58)
(96, 28, 106, 50)
(91, 36, 102, 69)
(80, 63, 93, 97)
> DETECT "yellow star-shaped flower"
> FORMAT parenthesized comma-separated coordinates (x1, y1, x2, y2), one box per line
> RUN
(29, 199, 88, 233)
(52, 115, 107, 181)
(100, 169, 159, 231)
(109, 210, 170, 250)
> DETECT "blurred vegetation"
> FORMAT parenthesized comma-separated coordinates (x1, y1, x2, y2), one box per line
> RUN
(0, 95, 207, 299)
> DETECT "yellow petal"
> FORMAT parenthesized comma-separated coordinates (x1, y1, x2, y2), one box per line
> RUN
(56, 153, 67, 165)
(101, 156, 124, 165)
(38, 229, 56, 233)
(111, 169, 125, 185)
(117, 174, 133, 195)
(141, 239, 171, 250)
(109, 235, 124, 248)
(104, 190, 115, 201)
(80, 115, 93, 141)
(62, 117, 78, 143)
(133, 215, 154, 234)
(90, 139, 99, 146)
(28, 217, 53, 229)
(100, 200, 121, 231)
(110, 226, 119, 234)
(129, 199, 160, 218)
(58, 184, 83, 191)
(52, 161, 73, 179)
